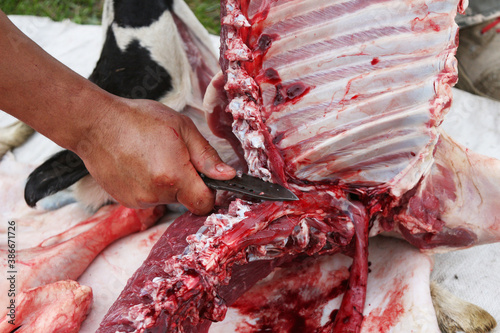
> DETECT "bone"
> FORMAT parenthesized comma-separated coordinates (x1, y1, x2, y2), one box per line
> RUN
(431, 281, 497, 333)
(0, 204, 165, 318)
(0, 121, 34, 158)
(0, 280, 92, 332)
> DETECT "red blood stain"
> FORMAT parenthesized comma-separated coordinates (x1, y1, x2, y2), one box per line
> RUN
(258, 68, 281, 85)
(274, 83, 311, 106)
(170, 127, 179, 139)
(411, 15, 442, 32)
(361, 277, 407, 332)
(139, 228, 164, 248)
(428, 20, 441, 32)
(257, 34, 275, 52)
(245, 33, 280, 76)
(231, 256, 350, 333)
(480, 17, 500, 34)
(371, 57, 380, 65)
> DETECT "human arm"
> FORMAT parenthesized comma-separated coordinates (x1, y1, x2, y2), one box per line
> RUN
(0, 10, 236, 214)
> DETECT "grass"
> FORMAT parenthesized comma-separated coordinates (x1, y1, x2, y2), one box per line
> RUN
(1, 0, 221, 33)
(1, 0, 104, 25)
(185, 0, 221, 35)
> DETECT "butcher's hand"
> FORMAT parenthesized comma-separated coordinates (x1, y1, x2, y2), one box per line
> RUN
(0, 11, 235, 214)
(79, 98, 236, 214)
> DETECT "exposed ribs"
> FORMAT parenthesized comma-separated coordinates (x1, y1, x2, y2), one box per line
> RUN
(97, 1, 493, 332)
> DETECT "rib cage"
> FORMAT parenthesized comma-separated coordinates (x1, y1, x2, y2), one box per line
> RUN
(233, 0, 461, 195)
(98, 1, 467, 331)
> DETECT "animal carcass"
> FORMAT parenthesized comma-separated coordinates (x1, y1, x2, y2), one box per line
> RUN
(95, 0, 500, 332)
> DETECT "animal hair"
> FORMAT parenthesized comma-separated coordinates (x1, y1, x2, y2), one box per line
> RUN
(73, 175, 115, 212)
(431, 281, 497, 333)
(0, 121, 34, 158)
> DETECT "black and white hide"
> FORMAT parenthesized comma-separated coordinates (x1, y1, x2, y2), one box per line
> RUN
(24, 0, 220, 211)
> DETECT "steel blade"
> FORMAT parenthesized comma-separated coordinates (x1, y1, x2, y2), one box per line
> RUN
(200, 173, 298, 201)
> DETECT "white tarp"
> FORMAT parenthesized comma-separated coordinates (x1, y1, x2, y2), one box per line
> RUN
(1, 14, 499, 332)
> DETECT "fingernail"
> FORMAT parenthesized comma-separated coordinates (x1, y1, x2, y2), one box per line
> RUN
(215, 163, 233, 173)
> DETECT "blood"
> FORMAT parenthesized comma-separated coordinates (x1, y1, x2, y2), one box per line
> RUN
(257, 68, 281, 85)
(480, 17, 500, 34)
(231, 256, 350, 333)
(411, 14, 442, 32)
(99, 0, 465, 332)
(274, 83, 311, 106)
(139, 228, 164, 248)
(371, 57, 380, 65)
(257, 34, 274, 52)
(332, 203, 369, 332)
(170, 127, 179, 138)
(361, 278, 407, 332)
(245, 33, 280, 77)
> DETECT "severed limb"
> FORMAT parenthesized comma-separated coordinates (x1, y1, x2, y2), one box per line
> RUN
(431, 281, 497, 333)
(0, 204, 165, 318)
(0, 280, 92, 333)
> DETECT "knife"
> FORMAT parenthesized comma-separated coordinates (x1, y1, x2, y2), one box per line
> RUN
(200, 173, 298, 201)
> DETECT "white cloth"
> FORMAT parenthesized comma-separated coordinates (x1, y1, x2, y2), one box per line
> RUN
(437, 86, 500, 332)
(2, 15, 500, 331)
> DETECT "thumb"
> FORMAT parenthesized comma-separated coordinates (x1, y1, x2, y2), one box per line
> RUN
(183, 125, 236, 180)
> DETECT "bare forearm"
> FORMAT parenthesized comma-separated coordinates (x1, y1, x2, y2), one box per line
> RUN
(0, 10, 236, 214)
(0, 10, 117, 151)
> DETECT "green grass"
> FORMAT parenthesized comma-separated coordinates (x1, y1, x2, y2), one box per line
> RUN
(185, 0, 220, 35)
(1, 0, 221, 33)
(1, 0, 104, 25)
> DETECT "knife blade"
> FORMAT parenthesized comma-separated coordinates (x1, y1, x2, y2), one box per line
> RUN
(200, 173, 298, 201)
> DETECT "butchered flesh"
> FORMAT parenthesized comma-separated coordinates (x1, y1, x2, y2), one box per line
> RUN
(216, 0, 462, 198)
(210, 236, 438, 333)
(97, 0, 483, 332)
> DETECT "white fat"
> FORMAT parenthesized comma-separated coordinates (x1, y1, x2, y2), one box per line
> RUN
(224, 37, 252, 61)
(248, 133, 265, 149)
(222, 10, 250, 28)
(294, 220, 311, 249)
(186, 200, 253, 261)
(152, 277, 164, 284)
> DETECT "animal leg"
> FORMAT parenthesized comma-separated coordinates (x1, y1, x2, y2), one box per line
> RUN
(0, 280, 92, 332)
(392, 130, 500, 251)
(0, 121, 34, 159)
(431, 281, 497, 333)
(0, 204, 165, 317)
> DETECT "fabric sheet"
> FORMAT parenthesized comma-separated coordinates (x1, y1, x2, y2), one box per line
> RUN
(456, 0, 500, 27)
(1, 14, 499, 332)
